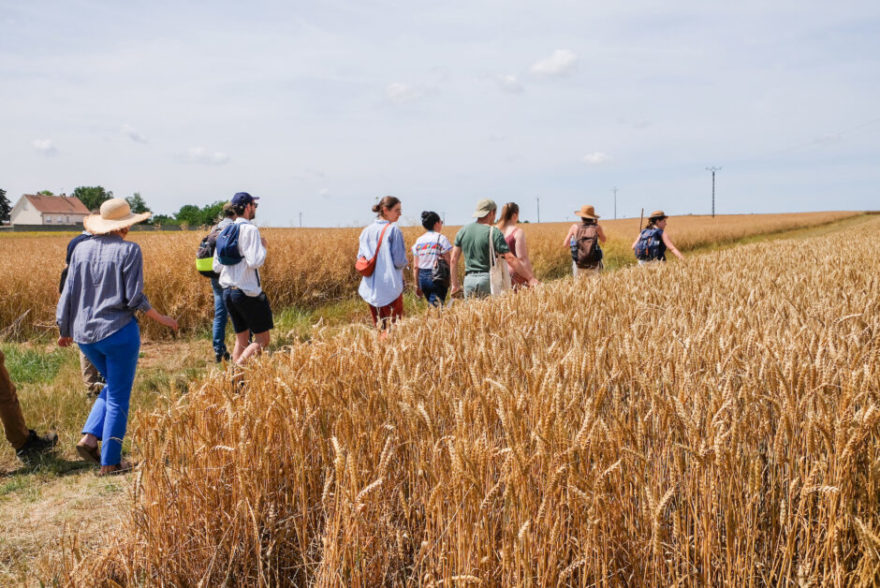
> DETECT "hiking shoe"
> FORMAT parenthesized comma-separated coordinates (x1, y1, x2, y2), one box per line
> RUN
(16, 430, 59, 463)
(215, 350, 231, 363)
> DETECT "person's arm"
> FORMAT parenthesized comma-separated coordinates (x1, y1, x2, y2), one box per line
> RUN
(562, 225, 576, 248)
(662, 232, 684, 260)
(241, 225, 267, 269)
(449, 246, 462, 295)
(597, 224, 607, 244)
(503, 253, 539, 286)
(56, 274, 73, 346)
(412, 246, 422, 296)
(632, 235, 640, 250)
(144, 307, 179, 331)
(122, 244, 152, 313)
(390, 225, 407, 270)
(514, 228, 535, 278)
(213, 246, 222, 274)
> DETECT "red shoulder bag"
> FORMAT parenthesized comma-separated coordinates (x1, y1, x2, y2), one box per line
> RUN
(355, 223, 391, 277)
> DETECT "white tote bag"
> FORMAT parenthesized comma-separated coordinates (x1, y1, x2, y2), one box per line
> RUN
(488, 226, 511, 296)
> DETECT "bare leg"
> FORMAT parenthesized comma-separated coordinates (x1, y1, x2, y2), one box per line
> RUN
(231, 331, 251, 364)
(236, 331, 270, 365)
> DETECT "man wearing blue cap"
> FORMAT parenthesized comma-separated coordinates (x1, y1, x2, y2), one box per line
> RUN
(213, 192, 273, 364)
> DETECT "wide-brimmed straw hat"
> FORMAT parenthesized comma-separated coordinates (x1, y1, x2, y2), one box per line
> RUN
(472, 198, 498, 218)
(648, 210, 668, 220)
(84, 198, 151, 235)
(574, 205, 600, 220)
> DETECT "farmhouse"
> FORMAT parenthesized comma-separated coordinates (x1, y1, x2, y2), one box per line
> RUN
(9, 194, 90, 227)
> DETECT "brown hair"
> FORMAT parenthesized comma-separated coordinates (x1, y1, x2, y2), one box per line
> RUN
(371, 195, 401, 218)
(495, 202, 519, 228)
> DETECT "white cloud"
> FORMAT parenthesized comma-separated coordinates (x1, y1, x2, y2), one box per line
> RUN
(122, 123, 147, 143)
(386, 82, 423, 105)
(530, 49, 578, 77)
(32, 138, 58, 156)
(583, 152, 610, 165)
(182, 147, 229, 165)
(495, 74, 524, 94)
(319, 187, 330, 197)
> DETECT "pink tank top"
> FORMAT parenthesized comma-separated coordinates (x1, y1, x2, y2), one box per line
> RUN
(503, 229, 528, 286)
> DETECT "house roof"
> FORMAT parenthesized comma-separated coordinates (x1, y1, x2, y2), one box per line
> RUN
(23, 194, 90, 215)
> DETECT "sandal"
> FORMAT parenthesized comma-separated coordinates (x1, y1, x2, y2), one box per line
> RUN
(76, 443, 101, 465)
(97, 461, 136, 476)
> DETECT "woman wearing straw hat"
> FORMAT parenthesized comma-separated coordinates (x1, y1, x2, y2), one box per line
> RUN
(632, 210, 684, 263)
(56, 198, 178, 475)
(563, 205, 607, 277)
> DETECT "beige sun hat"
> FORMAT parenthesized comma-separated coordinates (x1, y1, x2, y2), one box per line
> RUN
(84, 198, 152, 235)
(472, 198, 498, 218)
(648, 210, 668, 220)
(574, 205, 600, 219)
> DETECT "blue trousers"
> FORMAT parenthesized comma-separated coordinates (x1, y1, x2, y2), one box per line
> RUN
(210, 278, 229, 356)
(418, 268, 448, 306)
(78, 319, 140, 466)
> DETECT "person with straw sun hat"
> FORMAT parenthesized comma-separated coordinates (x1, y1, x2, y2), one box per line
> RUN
(56, 198, 178, 476)
(632, 209, 684, 263)
(563, 205, 607, 277)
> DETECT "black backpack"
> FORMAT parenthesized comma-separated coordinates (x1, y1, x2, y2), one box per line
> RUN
(634, 228, 663, 261)
(195, 227, 222, 278)
(575, 224, 603, 269)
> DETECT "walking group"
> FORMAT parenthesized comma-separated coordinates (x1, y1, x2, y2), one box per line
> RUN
(1, 193, 682, 474)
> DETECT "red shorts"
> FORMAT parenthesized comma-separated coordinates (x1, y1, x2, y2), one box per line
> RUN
(368, 294, 404, 329)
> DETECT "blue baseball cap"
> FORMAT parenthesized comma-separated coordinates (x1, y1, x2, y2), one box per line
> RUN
(231, 192, 260, 206)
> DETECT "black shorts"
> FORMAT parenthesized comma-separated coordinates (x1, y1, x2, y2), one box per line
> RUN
(222, 289, 274, 334)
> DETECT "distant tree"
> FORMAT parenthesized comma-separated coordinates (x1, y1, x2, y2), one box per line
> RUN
(0, 188, 10, 223)
(151, 214, 178, 226)
(174, 204, 203, 226)
(72, 186, 113, 212)
(36, 189, 55, 196)
(172, 201, 225, 227)
(126, 192, 151, 214)
(200, 201, 226, 226)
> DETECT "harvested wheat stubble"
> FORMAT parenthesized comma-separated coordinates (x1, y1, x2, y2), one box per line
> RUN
(0, 211, 860, 340)
(56, 218, 880, 586)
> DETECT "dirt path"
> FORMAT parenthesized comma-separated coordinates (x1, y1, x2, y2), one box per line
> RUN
(0, 338, 209, 584)
(0, 469, 133, 584)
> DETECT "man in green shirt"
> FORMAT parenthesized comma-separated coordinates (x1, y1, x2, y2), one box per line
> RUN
(449, 199, 539, 298)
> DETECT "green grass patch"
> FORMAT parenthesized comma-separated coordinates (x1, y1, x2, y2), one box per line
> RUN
(0, 345, 74, 384)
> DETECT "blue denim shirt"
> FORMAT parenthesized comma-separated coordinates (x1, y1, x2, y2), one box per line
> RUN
(357, 220, 407, 307)
(56, 234, 151, 343)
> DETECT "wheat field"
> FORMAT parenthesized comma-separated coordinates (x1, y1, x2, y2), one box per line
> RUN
(54, 215, 880, 586)
(0, 211, 860, 340)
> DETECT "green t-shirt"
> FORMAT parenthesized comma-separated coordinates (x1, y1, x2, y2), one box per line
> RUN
(454, 222, 510, 274)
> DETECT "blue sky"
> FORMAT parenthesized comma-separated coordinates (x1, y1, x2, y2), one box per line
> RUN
(2, 0, 878, 226)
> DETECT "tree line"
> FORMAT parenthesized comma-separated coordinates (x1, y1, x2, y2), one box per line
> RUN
(0, 186, 226, 227)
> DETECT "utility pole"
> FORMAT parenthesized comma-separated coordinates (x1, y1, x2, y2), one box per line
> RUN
(298, 211, 302, 228)
(612, 187, 618, 220)
(536, 196, 541, 223)
(706, 167, 721, 218)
